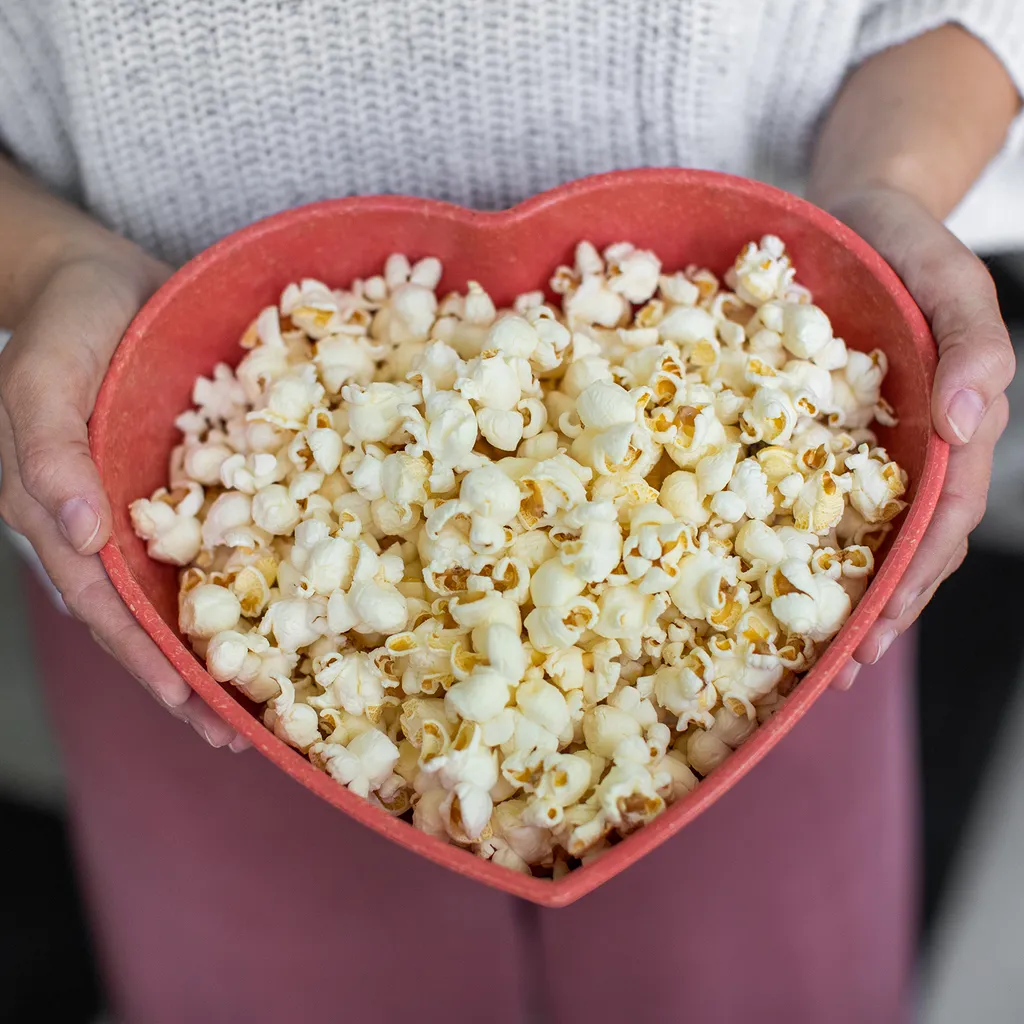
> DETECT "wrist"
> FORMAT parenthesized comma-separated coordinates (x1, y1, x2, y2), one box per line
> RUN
(21, 224, 168, 321)
(808, 155, 944, 223)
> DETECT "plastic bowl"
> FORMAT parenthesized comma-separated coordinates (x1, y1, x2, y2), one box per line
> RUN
(90, 168, 947, 907)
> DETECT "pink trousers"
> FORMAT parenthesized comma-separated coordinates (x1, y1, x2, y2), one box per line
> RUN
(28, 576, 915, 1024)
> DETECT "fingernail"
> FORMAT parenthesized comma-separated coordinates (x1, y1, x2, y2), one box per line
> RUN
(58, 498, 101, 553)
(193, 721, 231, 748)
(947, 389, 985, 443)
(131, 672, 187, 714)
(870, 629, 897, 665)
(89, 630, 115, 657)
(834, 663, 862, 691)
(229, 735, 251, 754)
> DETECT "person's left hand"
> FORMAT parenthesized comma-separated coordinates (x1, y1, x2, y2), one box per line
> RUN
(823, 185, 1015, 690)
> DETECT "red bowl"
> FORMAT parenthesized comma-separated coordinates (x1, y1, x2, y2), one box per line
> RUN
(90, 168, 947, 907)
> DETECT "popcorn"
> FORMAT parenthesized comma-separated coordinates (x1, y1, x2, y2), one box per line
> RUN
(130, 484, 204, 566)
(566, 379, 657, 478)
(740, 385, 798, 445)
(714, 458, 774, 522)
(179, 582, 242, 639)
(134, 237, 907, 877)
(251, 483, 302, 536)
(780, 303, 833, 360)
(651, 750, 697, 800)
(403, 390, 481, 492)
(582, 705, 643, 759)
(651, 652, 717, 730)
(767, 558, 852, 642)
(420, 721, 499, 817)
(309, 728, 400, 798)
(440, 782, 494, 843)
(310, 650, 389, 719)
(516, 675, 572, 744)
(845, 444, 907, 524)
(728, 235, 793, 306)
(669, 538, 742, 624)
(593, 585, 669, 657)
(518, 453, 592, 528)
(343, 381, 419, 443)
(524, 557, 599, 653)
(200, 491, 254, 549)
(445, 667, 511, 723)
(264, 675, 321, 751)
(658, 470, 712, 526)
(686, 728, 732, 776)
(327, 543, 409, 636)
(503, 749, 593, 827)
(551, 500, 623, 584)
(259, 596, 328, 653)
(248, 365, 325, 431)
(604, 242, 661, 304)
(207, 630, 294, 702)
(658, 403, 729, 470)
(791, 459, 850, 534)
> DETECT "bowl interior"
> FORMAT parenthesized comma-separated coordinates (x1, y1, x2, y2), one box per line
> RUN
(91, 170, 944, 906)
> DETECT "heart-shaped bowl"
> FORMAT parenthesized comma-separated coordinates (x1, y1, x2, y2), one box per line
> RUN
(91, 168, 946, 907)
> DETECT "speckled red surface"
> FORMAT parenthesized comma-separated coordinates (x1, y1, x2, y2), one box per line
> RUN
(89, 168, 947, 906)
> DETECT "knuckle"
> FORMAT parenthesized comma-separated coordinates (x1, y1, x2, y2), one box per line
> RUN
(942, 323, 1013, 384)
(964, 499, 986, 534)
(62, 576, 107, 624)
(991, 394, 1011, 435)
(988, 337, 1016, 388)
(17, 443, 62, 503)
(938, 489, 985, 535)
(927, 250, 988, 300)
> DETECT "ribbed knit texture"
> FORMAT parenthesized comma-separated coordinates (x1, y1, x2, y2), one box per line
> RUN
(1, 0, 1023, 266)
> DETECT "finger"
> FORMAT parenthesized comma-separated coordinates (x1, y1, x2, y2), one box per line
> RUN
(927, 262, 1015, 446)
(854, 538, 968, 666)
(2, 406, 239, 750)
(56, 552, 241, 747)
(0, 263, 154, 554)
(851, 396, 1005, 665)
(179, 692, 238, 748)
(49, 543, 192, 710)
(21, 485, 238, 743)
(887, 394, 1006, 613)
(830, 659, 862, 692)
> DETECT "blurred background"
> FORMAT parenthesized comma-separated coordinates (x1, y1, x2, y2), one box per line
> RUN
(4, 166, 1024, 1023)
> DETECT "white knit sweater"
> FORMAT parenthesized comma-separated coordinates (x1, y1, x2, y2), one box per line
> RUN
(2, 0, 1024, 267)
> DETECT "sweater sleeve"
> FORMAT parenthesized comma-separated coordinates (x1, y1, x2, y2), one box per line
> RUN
(854, 1, 1024, 106)
(0, 1, 78, 199)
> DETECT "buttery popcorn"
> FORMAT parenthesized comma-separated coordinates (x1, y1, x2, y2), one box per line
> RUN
(132, 235, 908, 877)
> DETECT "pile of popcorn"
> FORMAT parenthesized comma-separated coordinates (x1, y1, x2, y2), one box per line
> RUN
(131, 236, 908, 876)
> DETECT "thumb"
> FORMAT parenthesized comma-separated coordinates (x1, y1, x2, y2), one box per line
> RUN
(0, 260, 158, 553)
(926, 261, 1016, 445)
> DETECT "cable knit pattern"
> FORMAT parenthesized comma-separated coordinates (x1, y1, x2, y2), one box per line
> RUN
(1, 0, 1023, 267)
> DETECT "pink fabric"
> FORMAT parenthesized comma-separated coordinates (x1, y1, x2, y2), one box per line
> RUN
(28, 574, 916, 1024)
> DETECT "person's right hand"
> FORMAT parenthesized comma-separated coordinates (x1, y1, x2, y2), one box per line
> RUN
(0, 252, 248, 750)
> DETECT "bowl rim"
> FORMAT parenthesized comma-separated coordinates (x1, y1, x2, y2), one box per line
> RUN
(91, 167, 948, 907)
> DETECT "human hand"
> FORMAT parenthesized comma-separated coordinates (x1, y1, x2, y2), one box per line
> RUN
(0, 253, 248, 749)
(825, 185, 1014, 689)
